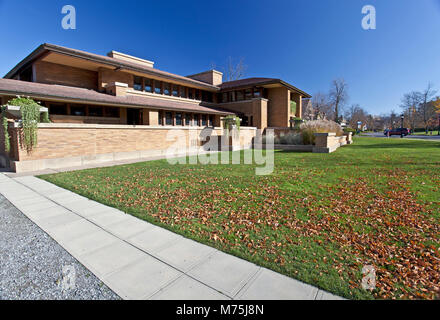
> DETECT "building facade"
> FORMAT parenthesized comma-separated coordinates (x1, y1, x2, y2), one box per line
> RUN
(0, 43, 310, 130)
(0, 44, 310, 173)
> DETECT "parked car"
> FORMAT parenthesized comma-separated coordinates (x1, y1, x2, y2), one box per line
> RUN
(384, 128, 410, 136)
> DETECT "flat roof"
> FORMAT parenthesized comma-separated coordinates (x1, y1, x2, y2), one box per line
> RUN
(0, 79, 233, 115)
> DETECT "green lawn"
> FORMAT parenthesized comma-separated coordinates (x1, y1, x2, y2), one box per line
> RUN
(412, 131, 439, 136)
(39, 137, 440, 300)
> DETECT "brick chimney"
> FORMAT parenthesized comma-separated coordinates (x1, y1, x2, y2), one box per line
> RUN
(106, 82, 128, 96)
(187, 70, 223, 86)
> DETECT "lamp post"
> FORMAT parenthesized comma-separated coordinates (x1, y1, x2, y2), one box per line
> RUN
(400, 114, 404, 138)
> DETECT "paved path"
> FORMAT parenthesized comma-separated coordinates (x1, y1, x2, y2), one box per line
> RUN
(0, 194, 119, 300)
(0, 173, 343, 300)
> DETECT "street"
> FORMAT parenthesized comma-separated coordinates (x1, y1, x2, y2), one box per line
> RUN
(360, 132, 440, 140)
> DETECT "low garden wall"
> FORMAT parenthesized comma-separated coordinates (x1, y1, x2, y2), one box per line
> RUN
(270, 132, 353, 153)
(1, 123, 257, 173)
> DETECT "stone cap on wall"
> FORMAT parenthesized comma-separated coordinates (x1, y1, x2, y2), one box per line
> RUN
(314, 132, 336, 137)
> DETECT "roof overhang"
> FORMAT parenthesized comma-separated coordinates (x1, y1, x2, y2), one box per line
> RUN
(4, 44, 220, 92)
(220, 79, 311, 98)
(0, 88, 232, 116)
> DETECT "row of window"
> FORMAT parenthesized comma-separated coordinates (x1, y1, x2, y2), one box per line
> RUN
(134, 76, 214, 103)
(158, 111, 215, 127)
(217, 87, 267, 104)
(47, 103, 120, 118)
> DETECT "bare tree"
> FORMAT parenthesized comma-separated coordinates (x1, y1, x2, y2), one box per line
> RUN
(310, 92, 333, 120)
(329, 78, 348, 123)
(345, 104, 370, 129)
(419, 83, 437, 133)
(225, 57, 247, 82)
(400, 91, 422, 131)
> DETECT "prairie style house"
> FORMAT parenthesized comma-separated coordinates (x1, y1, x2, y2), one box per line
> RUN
(0, 44, 310, 173)
(0, 43, 310, 129)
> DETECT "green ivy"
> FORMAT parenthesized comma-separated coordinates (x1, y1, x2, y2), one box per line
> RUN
(223, 115, 241, 131)
(1, 106, 10, 153)
(8, 97, 47, 153)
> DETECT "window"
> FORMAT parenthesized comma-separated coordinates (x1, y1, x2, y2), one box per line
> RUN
(165, 112, 173, 125)
(202, 91, 213, 103)
(175, 113, 183, 126)
(172, 85, 179, 97)
(20, 66, 33, 82)
(193, 114, 199, 126)
(201, 115, 207, 126)
(163, 83, 171, 95)
(49, 104, 67, 115)
(254, 88, 261, 98)
(70, 105, 86, 116)
(236, 90, 244, 101)
(229, 91, 235, 102)
(185, 114, 191, 126)
(180, 86, 187, 98)
(222, 92, 228, 103)
(154, 80, 162, 94)
(209, 115, 214, 127)
(89, 107, 103, 117)
(158, 111, 163, 125)
(134, 76, 142, 91)
(105, 107, 120, 118)
(245, 88, 252, 100)
(144, 78, 153, 92)
(188, 88, 194, 99)
(195, 90, 201, 100)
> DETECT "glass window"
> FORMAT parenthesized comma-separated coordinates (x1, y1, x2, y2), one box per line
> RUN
(245, 88, 252, 100)
(193, 114, 199, 126)
(163, 83, 171, 95)
(175, 113, 183, 126)
(180, 86, 187, 98)
(188, 88, 194, 99)
(236, 90, 244, 101)
(254, 88, 261, 98)
(144, 78, 153, 92)
(70, 105, 86, 116)
(229, 91, 235, 102)
(165, 112, 173, 125)
(201, 115, 207, 126)
(185, 114, 191, 126)
(89, 107, 103, 117)
(172, 85, 179, 97)
(49, 104, 67, 115)
(209, 115, 214, 127)
(202, 91, 213, 103)
(158, 111, 163, 125)
(222, 92, 228, 103)
(195, 90, 201, 100)
(105, 107, 120, 118)
(154, 80, 162, 94)
(134, 76, 142, 91)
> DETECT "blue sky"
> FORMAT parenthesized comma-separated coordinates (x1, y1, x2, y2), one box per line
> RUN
(0, 0, 439, 115)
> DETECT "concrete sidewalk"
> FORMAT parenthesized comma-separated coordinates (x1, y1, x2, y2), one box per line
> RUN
(0, 173, 343, 300)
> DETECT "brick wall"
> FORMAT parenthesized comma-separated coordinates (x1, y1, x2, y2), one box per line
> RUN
(34, 61, 98, 90)
(267, 87, 290, 127)
(12, 125, 218, 161)
(98, 68, 134, 91)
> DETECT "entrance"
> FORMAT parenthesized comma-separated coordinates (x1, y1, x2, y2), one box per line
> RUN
(127, 108, 143, 125)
